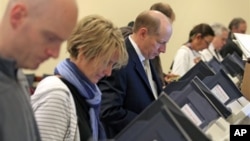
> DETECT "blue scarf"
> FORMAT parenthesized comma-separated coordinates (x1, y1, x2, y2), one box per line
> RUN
(54, 59, 106, 141)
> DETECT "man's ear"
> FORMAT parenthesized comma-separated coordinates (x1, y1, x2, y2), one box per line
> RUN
(10, 4, 27, 29)
(139, 27, 148, 39)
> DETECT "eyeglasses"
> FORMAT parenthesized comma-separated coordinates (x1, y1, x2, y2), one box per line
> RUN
(203, 39, 210, 46)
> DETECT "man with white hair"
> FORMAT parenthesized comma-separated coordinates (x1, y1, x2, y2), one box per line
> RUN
(200, 23, 229, 62)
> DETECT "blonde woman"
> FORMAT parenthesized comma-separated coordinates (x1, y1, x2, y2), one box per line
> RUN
(31, 15, 128, 141)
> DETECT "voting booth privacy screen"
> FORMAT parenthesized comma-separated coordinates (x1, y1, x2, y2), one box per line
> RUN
(164, 60, 215, 95)
(115, 94, 211, 141)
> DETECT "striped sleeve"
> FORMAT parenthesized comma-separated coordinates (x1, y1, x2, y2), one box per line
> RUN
(32, 88, 71, 141)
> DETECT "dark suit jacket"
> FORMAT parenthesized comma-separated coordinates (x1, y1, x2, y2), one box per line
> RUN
(220, 32, 243, 58)
(97, 38, 163, 138)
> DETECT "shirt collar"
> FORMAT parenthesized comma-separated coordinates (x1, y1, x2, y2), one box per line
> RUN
(128, 35, 145, 63)
(0, 57, 18, 79)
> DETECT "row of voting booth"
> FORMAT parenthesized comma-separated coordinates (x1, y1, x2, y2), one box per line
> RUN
(114, 33, 250, 141)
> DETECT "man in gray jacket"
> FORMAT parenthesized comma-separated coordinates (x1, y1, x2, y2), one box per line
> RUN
(0, 0, 78, 140)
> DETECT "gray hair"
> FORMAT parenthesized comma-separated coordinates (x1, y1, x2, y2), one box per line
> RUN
(210, 23, 228, 36)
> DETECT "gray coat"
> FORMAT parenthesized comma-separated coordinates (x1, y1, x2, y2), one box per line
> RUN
(0, 57, 41, 141)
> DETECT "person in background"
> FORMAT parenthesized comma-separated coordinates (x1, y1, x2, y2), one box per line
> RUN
(119, 21, 134, 39)
(120, 26, 133, 39)
(171, 23, 214, 77)
(127, 21, 135, 27)
(0, 0, 78, 140)
(31, 15, 128, 141)
(220, 17, 247, 58)
(98, 10, 172, 138)
(149, 2, 178, 86)
(200, 23, 229, 62)
(150, 2, 175, 21)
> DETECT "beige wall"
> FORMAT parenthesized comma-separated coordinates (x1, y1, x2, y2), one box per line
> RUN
(0, 0, 7, 18)
(1, 0, 250, 75)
